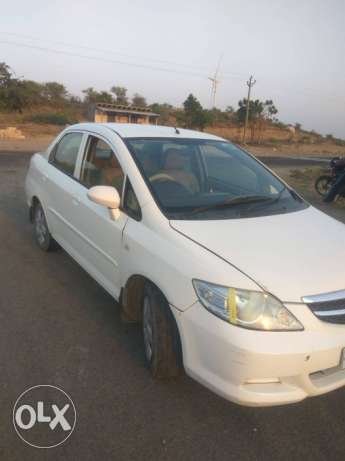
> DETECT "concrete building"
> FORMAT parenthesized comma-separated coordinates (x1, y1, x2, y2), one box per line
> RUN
(93, 103, 159, 125)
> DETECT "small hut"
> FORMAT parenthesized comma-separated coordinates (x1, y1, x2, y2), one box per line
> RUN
(93, 103, 159, 125)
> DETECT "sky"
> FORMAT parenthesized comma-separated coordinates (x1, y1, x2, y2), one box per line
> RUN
(0, 0, 344, 137)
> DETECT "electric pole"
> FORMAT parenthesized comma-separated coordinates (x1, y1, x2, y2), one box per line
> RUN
(242, 75, 256, 143)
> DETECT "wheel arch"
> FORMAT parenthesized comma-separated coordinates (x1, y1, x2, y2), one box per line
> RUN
(121, 273, 183, 367)
(121, 273, 171, 322)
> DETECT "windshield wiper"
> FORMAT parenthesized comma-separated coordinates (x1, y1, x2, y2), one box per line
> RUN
(189, 195, 276, 215)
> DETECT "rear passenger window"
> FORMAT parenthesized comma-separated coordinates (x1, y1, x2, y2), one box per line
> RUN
(51, 132, 83, 176)
(80, 136, 125, 195)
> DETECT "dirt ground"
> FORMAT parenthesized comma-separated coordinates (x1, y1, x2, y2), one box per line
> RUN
(207, 125, 345, 158)
(0, 123, 61, 152)
(249, 143, 345, 158)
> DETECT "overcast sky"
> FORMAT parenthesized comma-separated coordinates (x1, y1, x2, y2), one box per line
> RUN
(0, 0, 344, 137)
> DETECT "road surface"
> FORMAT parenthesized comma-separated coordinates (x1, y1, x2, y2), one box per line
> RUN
(1, 152, 345, 461)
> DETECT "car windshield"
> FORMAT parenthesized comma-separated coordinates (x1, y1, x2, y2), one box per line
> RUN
(125, 138, 308, 220)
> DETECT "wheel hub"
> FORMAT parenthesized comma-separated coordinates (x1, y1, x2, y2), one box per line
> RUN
(35, 208, 47, 245)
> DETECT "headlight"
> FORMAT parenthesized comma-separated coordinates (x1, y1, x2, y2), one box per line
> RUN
(193, 280, 303, 331)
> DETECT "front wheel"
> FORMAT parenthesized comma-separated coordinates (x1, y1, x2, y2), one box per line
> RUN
(315, 175, 335, 196)
(142, 283, 182, 378)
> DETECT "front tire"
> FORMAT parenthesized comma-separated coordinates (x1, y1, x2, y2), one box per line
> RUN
(142, 283, 182, 378)
(33, 202, 58, 251)
(315, 175, 335, 196)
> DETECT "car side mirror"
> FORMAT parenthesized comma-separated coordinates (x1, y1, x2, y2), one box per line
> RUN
(87, 186, 121, 220)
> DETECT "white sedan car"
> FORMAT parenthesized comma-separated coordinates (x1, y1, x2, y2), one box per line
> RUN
(25, 123, 345, 406)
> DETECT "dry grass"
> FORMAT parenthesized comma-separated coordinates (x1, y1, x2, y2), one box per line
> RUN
(0, 114, 344, 157)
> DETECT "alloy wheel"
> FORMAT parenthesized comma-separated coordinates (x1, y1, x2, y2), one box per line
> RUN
(35, 206, 47, 245)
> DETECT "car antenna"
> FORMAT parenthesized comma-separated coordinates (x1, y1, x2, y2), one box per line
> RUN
(174, 127, 180, 134)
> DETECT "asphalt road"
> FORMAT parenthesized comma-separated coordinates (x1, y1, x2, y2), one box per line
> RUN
(1, 152, 345, 461)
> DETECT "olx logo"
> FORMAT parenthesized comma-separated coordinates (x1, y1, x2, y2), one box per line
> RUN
(13, 385, 76, 448)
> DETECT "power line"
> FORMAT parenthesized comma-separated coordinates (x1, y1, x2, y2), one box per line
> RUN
(0, 31, 247, 80)
(2, 33, 339, 108)
(0, 39, 210, 79)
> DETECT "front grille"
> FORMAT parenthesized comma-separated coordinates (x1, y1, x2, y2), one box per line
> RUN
(305, 297, 345, 324)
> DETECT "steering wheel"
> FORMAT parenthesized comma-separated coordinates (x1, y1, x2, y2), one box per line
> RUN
(150, 173, 178, 183)
(149, 173, 191, 195)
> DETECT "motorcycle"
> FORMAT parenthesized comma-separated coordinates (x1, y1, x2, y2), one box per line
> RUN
(315, 157, 345, 197)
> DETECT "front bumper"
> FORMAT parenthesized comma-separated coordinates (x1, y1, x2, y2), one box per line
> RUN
(172, 301, 345, 406)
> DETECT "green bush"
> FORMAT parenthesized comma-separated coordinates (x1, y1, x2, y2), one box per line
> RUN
(335, 138, 345, 146)
(27, 113, 74, 125)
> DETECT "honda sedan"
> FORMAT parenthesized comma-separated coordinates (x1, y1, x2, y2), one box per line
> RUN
(25, 123, 345, 406)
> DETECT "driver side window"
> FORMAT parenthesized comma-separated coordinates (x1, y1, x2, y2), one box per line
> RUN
(80, 136, 124, 196)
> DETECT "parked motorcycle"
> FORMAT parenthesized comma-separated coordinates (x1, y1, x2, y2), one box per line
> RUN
(315, 157, 345, 197)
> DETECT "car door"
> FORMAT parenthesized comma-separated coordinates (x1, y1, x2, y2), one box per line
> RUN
(45, 131, 87, 252)
(65, 134, 129, 300)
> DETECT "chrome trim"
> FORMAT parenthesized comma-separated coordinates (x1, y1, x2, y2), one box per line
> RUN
(302, 289, 345, 304)
(313, 308, 345, 317)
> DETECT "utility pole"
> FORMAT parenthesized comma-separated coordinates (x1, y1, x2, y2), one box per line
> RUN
(242, 75, 256, 143)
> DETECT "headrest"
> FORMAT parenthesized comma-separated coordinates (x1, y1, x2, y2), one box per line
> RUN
(164, 149, 185, 170)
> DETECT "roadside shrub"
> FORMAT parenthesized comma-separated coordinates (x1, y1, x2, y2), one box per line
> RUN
(26, 113, 74, 125)
(334, 138, 345, 146)
(300, 136, 311, 144)
(274, 121, 286, 129)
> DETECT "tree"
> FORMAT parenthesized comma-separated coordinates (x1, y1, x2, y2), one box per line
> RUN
(206, 107, 231, 125)
(82, 87, 113, 105)
(180, 94, 209, 130)
(132, 93, 147, 107)
(110, 86, 128, 105)
(18, 80, 45, 107)
(82, 87, 98, 105)
(98, 91, 114, 104)
(236, 98, 264, 123)
(42, 82, 68, 103)
(0, 62, 13, 87)
(0, 62, 28, 112)
(150, 102, 173, 125)
(68, 94, 82, 105)
(262, 99, 278, 120)
(236, 98, 278, 142)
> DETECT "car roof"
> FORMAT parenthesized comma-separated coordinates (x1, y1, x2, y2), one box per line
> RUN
(70, 122, 226, 141)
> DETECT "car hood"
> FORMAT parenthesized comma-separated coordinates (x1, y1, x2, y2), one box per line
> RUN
(170, 206, 345, 303)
